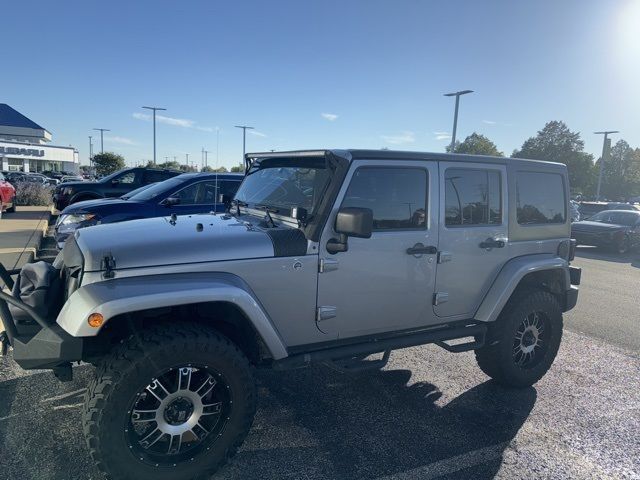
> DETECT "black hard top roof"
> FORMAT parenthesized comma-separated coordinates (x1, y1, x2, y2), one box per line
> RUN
(245, 149, 565, 167)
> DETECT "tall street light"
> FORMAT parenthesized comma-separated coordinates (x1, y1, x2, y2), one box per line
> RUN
(142, 106, 166, 165)
(93, 128, 110, 154)
(444, 90, 473, 152)
(235, 125, 254, 161)
(88, 135, 93, 166)
(595, 130, 619, 201)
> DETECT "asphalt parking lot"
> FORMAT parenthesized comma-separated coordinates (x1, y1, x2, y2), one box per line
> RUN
(1, 247, 639, 480)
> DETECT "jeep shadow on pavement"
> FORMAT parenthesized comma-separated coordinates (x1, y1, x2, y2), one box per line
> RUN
(0, 149, 580, 480)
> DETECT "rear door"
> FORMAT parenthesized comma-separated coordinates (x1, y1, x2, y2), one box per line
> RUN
(435, 162, 509, 318)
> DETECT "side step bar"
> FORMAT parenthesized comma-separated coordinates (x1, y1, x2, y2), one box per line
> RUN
(274, 323, 486, 370)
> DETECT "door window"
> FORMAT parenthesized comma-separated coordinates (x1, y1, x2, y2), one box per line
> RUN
(342, 167, 428, 230)
(173, 183, 200, 205)
(116, 171, 136, 184)
(145, 170, 175, 183)
(445, 168, 502, 226)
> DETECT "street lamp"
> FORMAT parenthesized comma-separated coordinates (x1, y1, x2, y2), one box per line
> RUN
(234, 125, 254, 161)
(88, 135, 93, 166)
(142, 106, 166, 165)
(93, 128, 110, 154)
(594, 130, 619, 201)
(444, 90, 473, 152)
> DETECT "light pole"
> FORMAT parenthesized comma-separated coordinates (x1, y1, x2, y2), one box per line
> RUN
(444, 90, 473, 152)
(595, 130, 619, 201)
(88, 136, 93, 166)
(142, 106, 166, 165)
(203, 150, 210, 170)
(234, 125, 254, 161)
(185, 153, 189, 170)
(93, 128, 110, 154)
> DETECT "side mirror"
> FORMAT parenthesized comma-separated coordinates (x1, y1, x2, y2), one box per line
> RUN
(326, 207, 373, 254)
(163, 196, 181, 206)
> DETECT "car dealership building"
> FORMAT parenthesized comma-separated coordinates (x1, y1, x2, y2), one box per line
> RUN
(0, 104, 79, 173)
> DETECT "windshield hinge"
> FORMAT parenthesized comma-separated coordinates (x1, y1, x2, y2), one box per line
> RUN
(101, 254, 116, 279)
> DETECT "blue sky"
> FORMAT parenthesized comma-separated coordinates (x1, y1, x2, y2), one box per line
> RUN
(2, 0, 639, 169)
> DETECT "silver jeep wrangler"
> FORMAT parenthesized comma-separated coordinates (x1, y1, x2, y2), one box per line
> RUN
(0, 149, 581, 480)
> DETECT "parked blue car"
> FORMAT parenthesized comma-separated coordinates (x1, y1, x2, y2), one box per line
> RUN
(55, 172, 243, 248)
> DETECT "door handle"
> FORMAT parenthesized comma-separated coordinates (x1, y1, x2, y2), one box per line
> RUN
(479, 237, 506, 249)
(406, 243, 438, 255)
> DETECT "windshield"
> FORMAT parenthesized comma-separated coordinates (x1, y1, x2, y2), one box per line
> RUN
(121, 182, 158, 199)
(127, 177, 185, 201)
(589, 211, 639, 226)
(234, 159, 330, 215)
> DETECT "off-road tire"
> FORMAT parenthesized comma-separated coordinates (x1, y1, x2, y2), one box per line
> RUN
(475, 288, 563, 388)
(82, 323, 256, 480)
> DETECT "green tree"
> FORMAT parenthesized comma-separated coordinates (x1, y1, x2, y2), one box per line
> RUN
(513, 121, 596, 195)
(201, 166, 228, 173)
(230, 163, 244, 173)
(598, 140, 640, 200)
(447, 132, 503, 156)
(92, 152, 126, 176)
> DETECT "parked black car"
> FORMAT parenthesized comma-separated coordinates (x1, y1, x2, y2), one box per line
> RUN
(55, 172, 243, 248)
(578, 201, 640, 219)
(571, 210, 640, 253)
(53, 167, 182, 211)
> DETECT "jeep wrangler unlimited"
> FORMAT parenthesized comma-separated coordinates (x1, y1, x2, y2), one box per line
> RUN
(0, 149, 580, 480)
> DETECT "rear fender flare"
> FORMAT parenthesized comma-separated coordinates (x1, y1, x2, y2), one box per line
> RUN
(474, 255, 570, 323)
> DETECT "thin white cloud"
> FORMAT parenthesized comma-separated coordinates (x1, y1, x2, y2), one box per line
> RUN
(156, 115, 194, 128)
(249, 130, 267, 137)
(381, 131, 415, 145)
(196, 126, 215, 133)
(433, 131, 452, 141)
(482, 119, 512, 126)
(321, 113, 338, 121)
(105, 136, 137, 145)
(132, 112, 197, 129)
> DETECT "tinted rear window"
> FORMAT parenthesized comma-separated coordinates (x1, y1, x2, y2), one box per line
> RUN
(516, 172, 566, 224)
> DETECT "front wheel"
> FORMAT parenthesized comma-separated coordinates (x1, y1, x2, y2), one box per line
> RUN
(5, 197, 16, 213)
(475, 289, 563, 388)
(82, 324, 256, 480)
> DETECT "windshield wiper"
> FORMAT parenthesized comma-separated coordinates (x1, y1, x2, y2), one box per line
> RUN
(255, 204, 279, 228)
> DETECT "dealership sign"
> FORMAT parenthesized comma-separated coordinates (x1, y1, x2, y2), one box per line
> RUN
(0, 146, 45, 157)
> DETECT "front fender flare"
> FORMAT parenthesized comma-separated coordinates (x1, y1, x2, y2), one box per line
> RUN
(474, 254, 570, 323)
(56, 272, 288, 360)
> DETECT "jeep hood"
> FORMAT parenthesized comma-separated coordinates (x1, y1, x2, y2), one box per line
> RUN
(73, 214, 307, 272)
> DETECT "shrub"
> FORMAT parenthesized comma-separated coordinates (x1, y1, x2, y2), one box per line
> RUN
(15, 182, 53, 206)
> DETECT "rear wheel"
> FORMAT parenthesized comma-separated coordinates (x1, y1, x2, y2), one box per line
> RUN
(475, 289, 563, 388)
(613, 236, 630, 254)
(82, 324, 256, 480)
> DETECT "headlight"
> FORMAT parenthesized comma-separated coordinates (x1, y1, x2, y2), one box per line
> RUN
(60, 213, 97, 225)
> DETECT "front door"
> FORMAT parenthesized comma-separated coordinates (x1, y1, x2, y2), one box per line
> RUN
(434, 162, 510, 318)
(317, 160, 439, 340)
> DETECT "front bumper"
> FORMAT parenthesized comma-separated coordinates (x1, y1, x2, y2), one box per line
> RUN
(12, 323, 83, 369)
(564, 265, 581, 312)
(0, 262, 83, 370)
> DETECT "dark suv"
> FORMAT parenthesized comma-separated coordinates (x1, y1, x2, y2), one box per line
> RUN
(53, 167, 181, 210)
